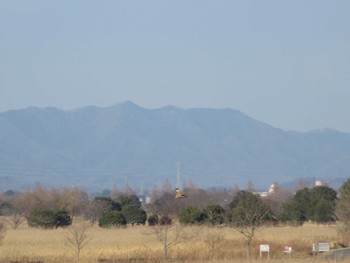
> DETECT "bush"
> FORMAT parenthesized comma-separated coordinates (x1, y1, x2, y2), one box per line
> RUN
(179, 206, 207, 225)
(204, 204, 225, 226)
(159, 215, 172, 226)
(0, 202, 11, 215)
(98, 210, 127, 228)
(28, 208, 72, 229)
(0, 221, 6, 244)
(55, 210, 73, 227)
(122, 205, 147, 225)
(117, 194, 141, 209)
(147, 214, 159, 226)
(94, 196, 121, 211)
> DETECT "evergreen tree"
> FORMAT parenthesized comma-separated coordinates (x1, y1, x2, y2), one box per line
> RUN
(179, 206, 206, 225)
(203, 204, 225, 226)
(28, 208, 72, 229)
(122, 205, 147, 225)
(98, 210, 127, 228)
(278, 186, 337, 224)
(336, 179, 350, 223)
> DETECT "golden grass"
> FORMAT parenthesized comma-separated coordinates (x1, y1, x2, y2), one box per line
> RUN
(0, 218, 341, 263)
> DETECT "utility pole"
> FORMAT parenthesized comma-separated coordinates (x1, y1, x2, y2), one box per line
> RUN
(176, 161, 181, 189)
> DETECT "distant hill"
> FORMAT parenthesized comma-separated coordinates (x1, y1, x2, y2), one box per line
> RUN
(1, 101, 350, 191)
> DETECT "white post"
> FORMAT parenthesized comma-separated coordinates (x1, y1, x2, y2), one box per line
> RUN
(284, 245, 292, 258)
(260, 244, 270, 260)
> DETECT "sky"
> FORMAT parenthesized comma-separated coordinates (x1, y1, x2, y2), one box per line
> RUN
(1, 1, 350, 133)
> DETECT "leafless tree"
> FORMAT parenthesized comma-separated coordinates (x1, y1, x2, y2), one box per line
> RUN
(231, 184, 240, 195)
(8, 210, 25, 230)
(59, 188, 89, 216)
(228, 191, 269, 258)
(0, 193, 25, 229)
(144, 219, 198, 261)
(245, 180, 255, 192)
(295, 178, 309, 191)
(203, 229, 225, 259)
(65, 222, 91, 263)
(161, 179, 173, 194)
(149, 185, 160, 203)
(265, 183, 293, 216)
(233, 206, 268, 258)
(84, 198, 112, 224)
(0, 221, 6, 243)
(12, 186, 62, 218)
(123, 183, 135, 196)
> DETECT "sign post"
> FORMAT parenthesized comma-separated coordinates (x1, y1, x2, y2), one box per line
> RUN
(312, 242, 330, 255)
(260, 244, 270, 260)
(284, 245, 292, 258)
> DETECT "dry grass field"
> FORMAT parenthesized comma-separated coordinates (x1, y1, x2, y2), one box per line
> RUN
(0, 217, 342, 263)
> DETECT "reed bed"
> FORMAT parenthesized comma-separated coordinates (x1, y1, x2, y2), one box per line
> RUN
(0, 219, 340, 263)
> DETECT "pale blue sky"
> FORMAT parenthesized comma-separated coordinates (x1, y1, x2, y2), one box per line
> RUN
(1, 1, 349, 132)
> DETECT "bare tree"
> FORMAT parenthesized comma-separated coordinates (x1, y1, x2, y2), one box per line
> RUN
(228, 191, 269, 258)
(110, 184, 121, 200)
(0, 193, 25, 229)
(152, 192, 184, 217)
(0, 221, 6, 245)
(203, 229, 225, 259)
(8, 210, 25, 230)
(231, 184, 240, 195)
(295, 179, 309, 191)
(145, 218, 197, 261)
(85, 197, 115, 224)
(155, 223, 181, 260)
(161, 179, 173, 194)
(123, 183, 135, 196)
(245, 180, 255, 192)
(13, 186, 62, 218)
(65, 222, 91, 263)
(265, 183, 293, 216)
(59, 188, 89, 216)
(15, 189, 46, 218)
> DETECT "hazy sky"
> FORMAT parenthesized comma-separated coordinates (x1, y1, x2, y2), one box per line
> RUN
(1, 1, 349, 132)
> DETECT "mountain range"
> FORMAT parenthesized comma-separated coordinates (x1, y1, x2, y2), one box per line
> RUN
(1, 101, 350, 192)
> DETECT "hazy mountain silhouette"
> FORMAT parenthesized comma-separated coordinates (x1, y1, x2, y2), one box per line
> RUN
(1, 101, 350, 191)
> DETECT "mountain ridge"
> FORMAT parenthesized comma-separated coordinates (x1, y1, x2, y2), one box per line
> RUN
(1, 101, 349, 191)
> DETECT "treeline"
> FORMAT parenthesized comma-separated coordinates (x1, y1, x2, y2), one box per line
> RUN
(1, 179, 350, 230)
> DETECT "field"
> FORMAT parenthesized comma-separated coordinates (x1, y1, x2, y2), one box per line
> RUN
(0, 218, 342, 263)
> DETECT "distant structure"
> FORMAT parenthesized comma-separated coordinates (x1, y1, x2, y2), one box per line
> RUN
(315, 180, 323, 187)
(253, 183, 276, 198)
(268, 184, 276, 195)
(253, 180, 326, 199)
(138, 195, 151, 204)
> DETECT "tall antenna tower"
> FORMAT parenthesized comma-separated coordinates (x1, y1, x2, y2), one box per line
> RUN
(176, 161, 181, 189)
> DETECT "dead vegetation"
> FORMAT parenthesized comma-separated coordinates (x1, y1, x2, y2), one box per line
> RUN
(0, 218, 341, 263)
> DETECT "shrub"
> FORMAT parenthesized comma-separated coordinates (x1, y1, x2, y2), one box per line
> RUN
(0, 221, 6, 244)
(116, 194, 141, 209)
(94, 196, 121, 211)
(98, 210, 127, 228)
(122, 205, 147, 225)
(179, 206, 207, 225)
(28, 208, 72, 229)
(55, 210, 73, 227)
(0, 202, 11, 215)
(204, 204, 225, 226)
(147, 214, 159, 226)
(159, 215, 172, 226)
